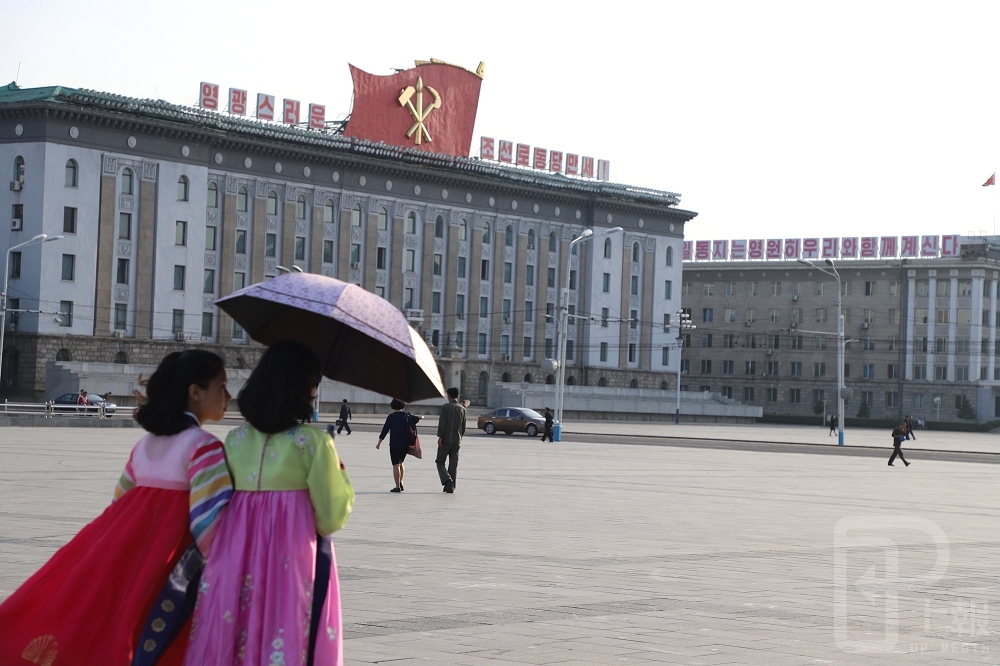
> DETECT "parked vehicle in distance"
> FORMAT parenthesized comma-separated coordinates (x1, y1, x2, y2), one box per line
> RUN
(477, 407, 546, 437)
(52, 393, 118, 415)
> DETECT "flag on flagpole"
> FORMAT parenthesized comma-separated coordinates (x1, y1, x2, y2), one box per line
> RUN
(983, 173, 995, 187)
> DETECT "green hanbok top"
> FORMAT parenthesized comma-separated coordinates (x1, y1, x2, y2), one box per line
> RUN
(224, 423, 354, 536)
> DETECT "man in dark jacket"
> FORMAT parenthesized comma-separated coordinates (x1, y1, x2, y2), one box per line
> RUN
(436, 388, 466, 493)
(337, 399, 352, 435)
(904, 414, 916, 440)
(541, 407, 554, 442)
(889, 423, 910, 467)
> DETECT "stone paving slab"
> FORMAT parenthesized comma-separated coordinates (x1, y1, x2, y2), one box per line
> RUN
(1, 425, 998, 664)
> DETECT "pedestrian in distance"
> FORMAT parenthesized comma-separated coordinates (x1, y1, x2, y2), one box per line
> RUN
(377, 399, 414, 492)
(337, 398, 353, 435)
(436, 388, 466, 493)
(0, 350, 233, 666)
(889, 422, 910, 467)
(76, 388, 90, 415)
(183, 340, 354, 666)
(541, 407, 554, 442)
(904, 414, 916, 440)
(828, 413, 837, 436)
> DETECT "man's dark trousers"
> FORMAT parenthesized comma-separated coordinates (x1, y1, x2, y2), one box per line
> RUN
(436, 441, 459, 490)
(336, 420, 352, 435)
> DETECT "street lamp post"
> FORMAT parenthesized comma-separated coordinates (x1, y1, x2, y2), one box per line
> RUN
(798, 258, 845, 445)
(553, 226, 623, 441)
(674, 309, 695, 424)
(0, 234, 64, 391)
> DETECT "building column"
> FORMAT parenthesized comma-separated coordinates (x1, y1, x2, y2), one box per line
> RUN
(93, 166, 117, 337)
(134, 165, 158, 339)
(904, 273, 915, 380)
(308, 191, 325, 275)
(512, 231, 527, 361)
(364, 205, 379, 290)
(617, 240, 630, 370)
(251, 183, 267, 285)
(926, 274, 937, 378)
(218, 179, 237, 344)
(490, 227, 505, 359)
(641, 240, 655, 371)
(990, 278, 998, 381)
(972, 276, 984, 381)
(280, 195, 296, 271)
(531, 233, 546, 366)
(467, 221, 484, 355)
(444, 214, 460, 350)
(389, 206, 404, 306)
(420, 216, 435, 320)
(556, 233, 569, 365)
(948, 275, 958, 382)
(337, 202, 353, 283)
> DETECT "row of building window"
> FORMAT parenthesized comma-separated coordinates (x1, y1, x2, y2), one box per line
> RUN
(685, 280, 903, 298)
(698, 306, 899, 325)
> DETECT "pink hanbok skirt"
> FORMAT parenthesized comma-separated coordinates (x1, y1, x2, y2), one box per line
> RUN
(183, 490, 343, 666)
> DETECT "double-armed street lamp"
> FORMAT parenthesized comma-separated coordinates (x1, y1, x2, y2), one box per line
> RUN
(553, 226, 623, 441)
(0, 234, 64, 391)
(797, 258, 847, 445)
(674, 309, 696, 424)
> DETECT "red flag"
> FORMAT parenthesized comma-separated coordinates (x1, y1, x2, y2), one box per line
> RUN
(983, 173, 995, 187)
(343, 61, 483, 158)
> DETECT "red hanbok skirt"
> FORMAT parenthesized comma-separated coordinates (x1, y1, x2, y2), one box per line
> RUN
(0, 487, 193, 666)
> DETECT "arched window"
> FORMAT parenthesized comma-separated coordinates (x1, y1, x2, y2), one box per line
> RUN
(56, 348, 72, 362)
(207, 182, 218, 208)
(459, 219, 467, 241)
(296, 194, 306, 220)
(501, 372, 511, 382)
(505, 225, 514, 247)
(350, 204, 362, 227)
(405, 211, 416, 233)
(566, 376, 576, 386)
(114, 351, 128, 364)
(548, 232, 557, 252)
(660, 380, 668, 390)
(527, 229, 535, 249)
(435, 215, 444, 238)
(482, 224, 491, 244)
(665, 246, 673, 266)
(237, 186, 248, 212)
(378, 207, 388, 230)
(598, 377, 608, 387)
(524, 374, 533, 383)
(13, 156, 25, 184)
(478, 371, 489, 396)
(604, 238, 612, 258)
(65, 159, 78, 187)
(630, 379, 639, 389)
(121, 167, 133, 195)
(1, 348, 18, 387)
(545, 374, 555, 385)
(324, 201, 335, 224)
(177, 176, 189, 201)
(632, 242, 640, 262)
(571, 243, 578, 255)
(267, 191, 278, 215)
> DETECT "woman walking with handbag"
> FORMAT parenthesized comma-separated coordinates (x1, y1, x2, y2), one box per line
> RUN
(377, 399, 418, 492)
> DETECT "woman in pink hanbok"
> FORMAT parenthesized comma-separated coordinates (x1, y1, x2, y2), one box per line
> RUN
(183, 341, 354, 666)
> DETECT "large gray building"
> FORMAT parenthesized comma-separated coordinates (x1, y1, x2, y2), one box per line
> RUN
(679, 243, 1000, 423)
(0, 83, 696, 404)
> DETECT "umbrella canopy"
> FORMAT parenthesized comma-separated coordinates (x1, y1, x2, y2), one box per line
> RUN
(216, 273, 445, 402)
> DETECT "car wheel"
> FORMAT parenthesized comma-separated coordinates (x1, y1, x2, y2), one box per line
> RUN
(484, 423, 496, 435)
(526, 424, 538, 437)
(504, 430, 513, 435)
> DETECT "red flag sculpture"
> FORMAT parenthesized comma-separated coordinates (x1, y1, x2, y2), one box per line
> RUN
(983, 173, 995, 187)
(344, 60, 484, 158)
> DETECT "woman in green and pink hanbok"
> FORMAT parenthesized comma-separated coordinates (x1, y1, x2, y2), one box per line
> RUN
(183, 341, 354, 666)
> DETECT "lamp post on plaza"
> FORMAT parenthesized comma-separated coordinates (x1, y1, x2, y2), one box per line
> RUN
(0, 234, 64, 391)
(553, 226, 623, 441)
(797, 258, 846, 445)
(674, 309, 695, 424)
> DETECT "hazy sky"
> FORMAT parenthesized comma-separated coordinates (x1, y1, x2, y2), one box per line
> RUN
(3, 1, 998, 241)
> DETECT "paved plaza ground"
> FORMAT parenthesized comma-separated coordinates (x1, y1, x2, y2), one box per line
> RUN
(1, 423, 998, 664)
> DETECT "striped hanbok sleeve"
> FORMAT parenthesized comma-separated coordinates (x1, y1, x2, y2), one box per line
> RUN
(187, 432, 233, 555)
(113, 456, 136, 500)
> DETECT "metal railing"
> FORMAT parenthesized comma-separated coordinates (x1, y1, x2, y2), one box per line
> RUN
(2, 400, 126, 419)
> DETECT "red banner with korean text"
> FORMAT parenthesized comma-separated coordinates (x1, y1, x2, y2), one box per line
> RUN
(343, 62, 484, 158)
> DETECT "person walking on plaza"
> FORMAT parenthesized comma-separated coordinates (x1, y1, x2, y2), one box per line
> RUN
(904, 414, 916, 440)
(436, 388, 466, 493)
(889, 423, 910, 467)
(0, 350, 233, 666)
(183, 341, 354, 666)
(541, 407, 554, 442)
(377, 399, 413, 492)
(337, 398, 353, 435)
(828, 413, 837, 436)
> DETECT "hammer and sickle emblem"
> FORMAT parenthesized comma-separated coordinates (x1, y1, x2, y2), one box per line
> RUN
(398, 77, 442, 145)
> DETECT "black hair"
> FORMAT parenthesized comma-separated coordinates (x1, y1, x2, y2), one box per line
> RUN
(390, 398, 406, 411)
(134, 350, 225, 435)
(447, 387, 459, 399)
(239, 341, 322, 434)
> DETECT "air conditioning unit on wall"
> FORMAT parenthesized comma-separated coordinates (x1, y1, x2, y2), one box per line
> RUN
(11, 218, 23, 231)
(175, 332, 187, 341)
(112, 330, 124, 338)
(503, 354, 511, 361)
(9, 181, 22, 192)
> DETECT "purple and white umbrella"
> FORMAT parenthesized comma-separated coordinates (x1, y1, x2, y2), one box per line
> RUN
(216, 273, 445, 402)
